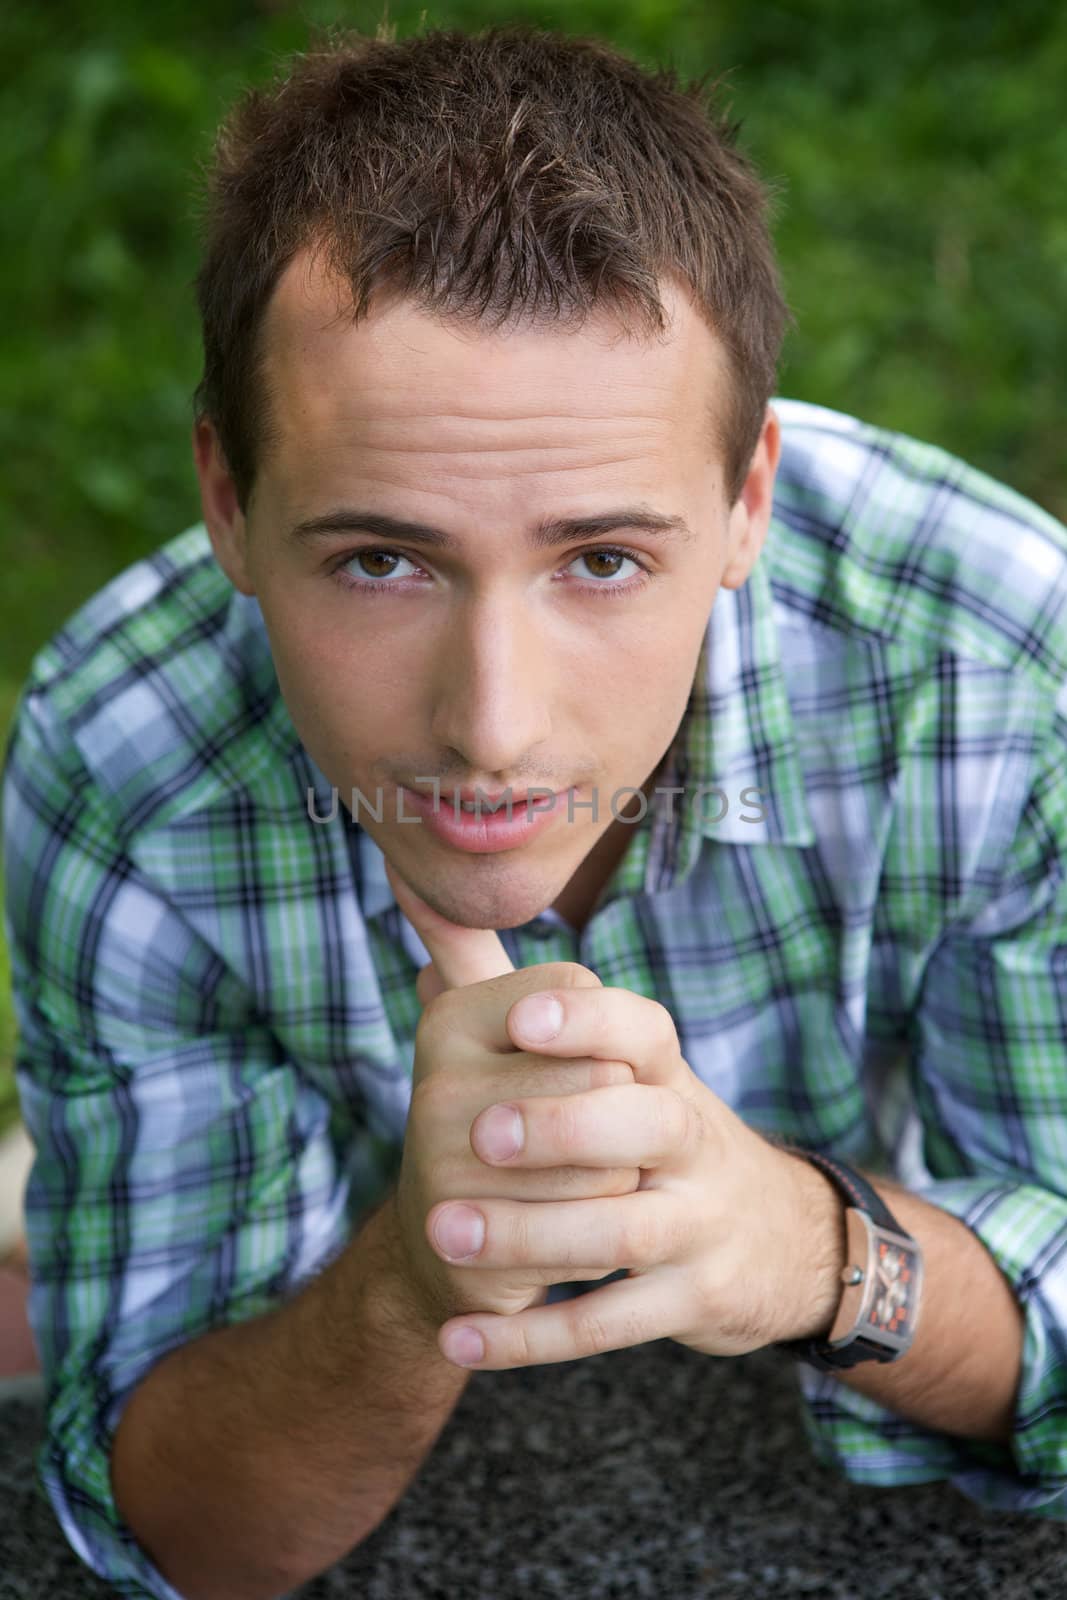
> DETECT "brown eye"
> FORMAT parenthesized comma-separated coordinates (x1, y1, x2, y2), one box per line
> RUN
(581, 550, 626, 579)
(356, 550, 400, 577)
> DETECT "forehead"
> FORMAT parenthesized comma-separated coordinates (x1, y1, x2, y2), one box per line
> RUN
(258, 248, 724, 442)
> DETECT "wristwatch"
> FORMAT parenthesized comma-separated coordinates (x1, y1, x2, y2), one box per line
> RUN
(775, 1150, 925, 1371)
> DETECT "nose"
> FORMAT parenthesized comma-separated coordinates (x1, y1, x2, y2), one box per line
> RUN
(430, 589, 553, 775)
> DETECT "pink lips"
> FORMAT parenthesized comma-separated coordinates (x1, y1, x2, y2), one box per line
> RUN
(399, 784, 573, 854)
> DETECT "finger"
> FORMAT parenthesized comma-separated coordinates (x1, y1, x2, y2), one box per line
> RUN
(415, 960, 447, 1008)
(411, 964, 611, 1060)
(436, 1270, 673, 1370)
(486, 1055, 638, 1101)
(384, 858, 514, 989)
(505, 984, 683, 1089)
(469, 1084, 691, 1169)
(383, 858, 606, 1052)
(426, 1188, 680, 1271)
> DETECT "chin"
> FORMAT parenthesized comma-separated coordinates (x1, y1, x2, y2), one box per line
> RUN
(416, 861, 556, 933)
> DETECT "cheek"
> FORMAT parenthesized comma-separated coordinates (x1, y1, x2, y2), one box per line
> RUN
(629, 609, 714, 729)
(623, 603, 711, 683)
(257, 583, 365, 693)
(273, 622, 428, 757)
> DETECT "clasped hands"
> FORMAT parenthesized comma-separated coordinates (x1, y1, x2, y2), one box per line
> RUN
(385, 860, 823, 1372)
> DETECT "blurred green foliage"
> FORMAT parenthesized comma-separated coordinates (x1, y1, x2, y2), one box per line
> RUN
(1, 0, 1065, 1132)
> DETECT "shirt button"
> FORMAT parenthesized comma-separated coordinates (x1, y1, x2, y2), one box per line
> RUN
(527, 919, 559, 940)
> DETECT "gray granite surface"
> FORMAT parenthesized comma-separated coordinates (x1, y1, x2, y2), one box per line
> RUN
(1, 1341, 1065, 1599)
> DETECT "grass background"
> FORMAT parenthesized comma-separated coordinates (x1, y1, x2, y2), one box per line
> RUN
(2, 0, 1065, 1135)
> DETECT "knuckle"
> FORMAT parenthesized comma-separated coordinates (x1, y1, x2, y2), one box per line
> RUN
(661, 1088, 691, 1150)
(620, 1203, 659, 1262)
(513, 1202, 537, 1264)
(558, 1217, 591, 1268)
(405, 1074, 436, 1131)
(513, 960, 598, 995)
(602, 1165, 643, 1196)
(573, 1302, 613, 1355)
(551, 1163, 599, 1197)
(410, 1071, 459, 1129)
(585, 985, 612, 1039)
(588, 1058, 636, 1088)
(413, 993, 452, 1056)
(412, 1010, 434, 1060)
(548, 1094, 585, 1157)
(558, 961, 603, 991)
(512, 1318, 536, 1365)
(650, 998, 678, 1048)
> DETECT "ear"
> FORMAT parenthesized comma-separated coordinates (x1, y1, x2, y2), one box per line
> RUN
(721, 404, 782, 590)
(192, 417, 255, 596)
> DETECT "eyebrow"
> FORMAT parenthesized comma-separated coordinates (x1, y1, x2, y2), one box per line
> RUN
(286, 505, 696, 550)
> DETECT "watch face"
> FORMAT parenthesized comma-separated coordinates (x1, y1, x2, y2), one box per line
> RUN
(868, 1237, 918, 1336)
(831, 1209, 924, 1353)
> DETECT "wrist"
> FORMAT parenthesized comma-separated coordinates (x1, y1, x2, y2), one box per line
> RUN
(777, 1151, 849, 1343)
(355, 1192, 445, 1351)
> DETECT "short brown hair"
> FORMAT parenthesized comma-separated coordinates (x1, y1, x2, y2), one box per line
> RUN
(191, 19, 794, 516)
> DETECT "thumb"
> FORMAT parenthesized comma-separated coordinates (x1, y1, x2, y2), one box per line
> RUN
(385, 857, 515, 991)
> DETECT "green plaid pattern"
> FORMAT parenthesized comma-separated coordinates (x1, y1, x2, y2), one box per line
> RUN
(3, 397, 1067, 1596)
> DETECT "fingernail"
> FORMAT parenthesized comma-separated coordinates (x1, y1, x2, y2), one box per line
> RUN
(512, 994, 563, 1042)
(443, 1326, 485, 1365)
(434, 1205, 485, 1261)
(478, 1106, 524, 1162)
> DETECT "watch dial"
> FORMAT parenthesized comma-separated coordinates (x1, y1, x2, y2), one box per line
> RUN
(869, 1239, 915, 1333)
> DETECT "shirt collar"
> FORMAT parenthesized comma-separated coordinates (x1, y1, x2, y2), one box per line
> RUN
(672, 512, 816, 853)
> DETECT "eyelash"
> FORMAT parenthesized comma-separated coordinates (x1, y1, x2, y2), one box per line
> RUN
(328, 544, 653, 599)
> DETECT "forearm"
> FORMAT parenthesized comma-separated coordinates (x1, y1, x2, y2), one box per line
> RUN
(111, 1191, 471, 1600)
(786, 1157, 1026, 1447)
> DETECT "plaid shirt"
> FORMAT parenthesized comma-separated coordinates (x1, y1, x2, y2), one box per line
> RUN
(4, 397, 1067, 1597)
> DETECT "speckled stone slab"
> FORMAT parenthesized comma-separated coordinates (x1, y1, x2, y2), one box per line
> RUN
(1, 1342, 1065, 1599)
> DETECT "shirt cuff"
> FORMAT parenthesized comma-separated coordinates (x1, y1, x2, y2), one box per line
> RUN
(37, 1333, 306, 1599)
(790, 1176, 1067, 1518)
(36, 1373, 191, 1599)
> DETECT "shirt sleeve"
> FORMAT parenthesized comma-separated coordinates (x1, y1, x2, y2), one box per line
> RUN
(792, 683, 1067, 1519)
(1, 686, 353, 1598)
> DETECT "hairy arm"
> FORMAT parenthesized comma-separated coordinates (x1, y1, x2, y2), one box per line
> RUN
(112, 1193, 469, 1600)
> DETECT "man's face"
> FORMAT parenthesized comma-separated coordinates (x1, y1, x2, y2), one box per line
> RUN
(195, 249, 781, 931)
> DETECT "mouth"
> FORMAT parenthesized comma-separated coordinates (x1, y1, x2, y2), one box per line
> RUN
(398, 783, 575, 852)
(406, 784, 561, 812)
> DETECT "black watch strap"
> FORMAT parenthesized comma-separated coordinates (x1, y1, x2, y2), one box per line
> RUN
(794, 1150, 900, 1231)
(776, 1150, 916, 1371)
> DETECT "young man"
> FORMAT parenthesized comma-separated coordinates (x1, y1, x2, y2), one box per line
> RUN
(3, 22, 1066, 1600)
